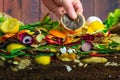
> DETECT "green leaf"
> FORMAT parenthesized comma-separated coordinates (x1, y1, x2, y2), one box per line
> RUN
(108, 42, 120, 46)
(97, 49, 119, 54)
(38, 45, 57, 50)
(94, 44, 106, 50)
(35, 53, 54, 58)
(0, 47, 31, 59)
(0, 16, 6, 22)
(42, 14, 51, 23)
(10, 48, 26, 54)
(104, 9, 120, 29)
(19, 15, 60, 32)
(0, 51, 27, 59)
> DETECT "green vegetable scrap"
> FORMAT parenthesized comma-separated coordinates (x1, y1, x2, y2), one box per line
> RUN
(0, 48, 29, 59)
(104, 9, 120, 29)
(0, 13, 7, 22)
(19, 14, 59, 32)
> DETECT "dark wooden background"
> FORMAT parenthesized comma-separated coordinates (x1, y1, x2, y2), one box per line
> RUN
(0, 0, 120, 24)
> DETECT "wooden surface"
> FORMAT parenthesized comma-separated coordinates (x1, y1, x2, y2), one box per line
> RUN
(0, 0, 120, 24)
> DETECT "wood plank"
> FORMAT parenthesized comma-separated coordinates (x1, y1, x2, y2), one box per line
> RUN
(0, 0, 3, 11)
(21, 0, 40, 24)
(40, 1, 49, 18)
(40, 1, 59, 20)
(3, 0, 21, 20)
(94, 0, 110, 21)
(81, 0, 94, 19)
(107, 0, 120, 11)
(95, 0, 120, 21)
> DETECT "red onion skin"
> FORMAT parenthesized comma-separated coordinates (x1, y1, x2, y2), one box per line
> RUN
(45, 35, 63, 45)
(22, 36, 34, 45)
(18, 33, 27, 43)
(81, 42, 93, 52)
(17, 33, 34, 45)
(81, 34, 95, 41)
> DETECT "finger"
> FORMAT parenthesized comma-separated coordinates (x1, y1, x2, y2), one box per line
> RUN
(54, 7, 66, 19)
(62, 0, 77, 20)
(56, 7, 66, 14)
(53, 0, 62, 6)
(73, 0, 83, 15)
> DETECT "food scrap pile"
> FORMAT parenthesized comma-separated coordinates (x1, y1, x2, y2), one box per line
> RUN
(0, 9, 120, 71)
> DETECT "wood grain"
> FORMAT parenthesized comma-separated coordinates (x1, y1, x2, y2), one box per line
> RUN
(40, 1, 59, 20)
(81, 0, 94, 19)
(21, 0, 40, 24)
(95, 0, 120, 21)
(3, 0, 21, 20)
(0, 0, 3, 11)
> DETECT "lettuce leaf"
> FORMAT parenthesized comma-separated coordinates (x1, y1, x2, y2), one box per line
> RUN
(104, 9, 120, 29)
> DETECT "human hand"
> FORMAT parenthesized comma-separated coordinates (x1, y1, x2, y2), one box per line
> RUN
(42, 0, 83, 20)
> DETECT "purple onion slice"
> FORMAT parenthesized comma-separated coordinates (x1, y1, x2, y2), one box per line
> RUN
(81, 42, 93, 52)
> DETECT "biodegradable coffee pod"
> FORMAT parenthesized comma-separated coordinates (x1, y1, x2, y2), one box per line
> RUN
(60, 14, 85, 34)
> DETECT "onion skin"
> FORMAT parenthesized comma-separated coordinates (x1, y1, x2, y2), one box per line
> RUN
(17, 33, 34, 45)
(45, 35, 63, 45)
(81, 34, 95, 41)
(81, 42, 93, 52)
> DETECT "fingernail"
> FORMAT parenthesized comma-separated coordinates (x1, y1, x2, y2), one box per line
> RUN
(71, 13, 77, 20)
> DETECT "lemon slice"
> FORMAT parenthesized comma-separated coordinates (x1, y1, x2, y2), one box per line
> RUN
(88, 21, 105, 31)
(60, 14, 85, 34)
(1, 18, 20, 34)
(6, 43, 25, 52)
(35, 56, 51, 65)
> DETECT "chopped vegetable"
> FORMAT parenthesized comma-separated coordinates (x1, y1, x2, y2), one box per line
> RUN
(87, 16, 105, 34)
(49, 29, 66, 38)
(1, 18, 20, 34)
(35, 55, 51, 65)
(6, 43, 25, 52)
(17, 32, 34, 45)
(81, 42, 93, 52)
(82, 57, 108, 63)
(104, 9, 120, 28)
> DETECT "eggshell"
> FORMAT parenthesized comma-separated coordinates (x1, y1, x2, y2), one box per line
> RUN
(86, 16, 102, 26)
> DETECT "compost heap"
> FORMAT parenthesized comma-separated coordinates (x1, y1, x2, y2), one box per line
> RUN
(0, 9, 120, 71)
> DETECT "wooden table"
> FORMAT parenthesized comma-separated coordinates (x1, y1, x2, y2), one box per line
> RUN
(0, 0, 120, 24)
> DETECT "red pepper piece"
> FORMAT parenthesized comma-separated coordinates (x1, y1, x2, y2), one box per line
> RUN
(90, 53, 105, 57)
(45, 35, 63, 45)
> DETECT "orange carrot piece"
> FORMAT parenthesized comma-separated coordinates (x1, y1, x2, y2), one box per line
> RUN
(0, 33, 16, 41)
(69, 53, 76, 60)
(17, 30, 28, 35)
(64, 36, 73, 44)
(49, 29, 66, 38)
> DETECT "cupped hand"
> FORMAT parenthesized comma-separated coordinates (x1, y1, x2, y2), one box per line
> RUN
(42, 0, 83, 20)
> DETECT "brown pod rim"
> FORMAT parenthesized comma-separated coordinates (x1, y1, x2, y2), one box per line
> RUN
(60, 14, 85, 33)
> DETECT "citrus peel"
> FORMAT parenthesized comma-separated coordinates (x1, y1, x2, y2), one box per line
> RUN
(35, 56, 51, 65)
(1, 18, 20, 34)
(49, 29, 66, 38)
